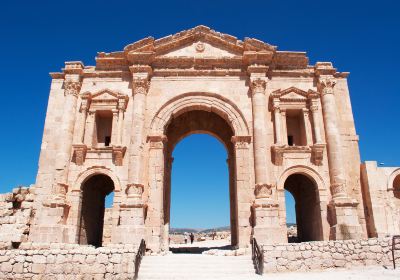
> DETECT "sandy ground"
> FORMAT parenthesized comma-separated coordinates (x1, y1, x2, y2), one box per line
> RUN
(169, 239, 400, 279)
(169, 239, 231, 248)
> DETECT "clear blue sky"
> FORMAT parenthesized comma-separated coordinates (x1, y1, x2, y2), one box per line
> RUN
(1, 0, 399, 227)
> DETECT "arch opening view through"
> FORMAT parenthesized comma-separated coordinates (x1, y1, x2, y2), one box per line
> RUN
(164, 110, 238, 248)
(78, 174, 114, 247)
(284, 174, 323, 242)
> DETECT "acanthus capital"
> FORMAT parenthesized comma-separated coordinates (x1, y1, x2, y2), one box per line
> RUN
(250, 78, 267, 94)
(317, 75, 336, 95)
(64, 80, 82, 97)
(147, 135, 167, 149)
(231, 135, 252, 149)
(132, 77, 150, 96)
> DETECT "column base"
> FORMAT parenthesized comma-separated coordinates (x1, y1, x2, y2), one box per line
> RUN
(329, 198, 363, 240)
(252, 200, 286, 244)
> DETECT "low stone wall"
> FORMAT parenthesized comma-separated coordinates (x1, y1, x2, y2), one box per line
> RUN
(0, 243, 138, 279)
(262, 237, 397, 273)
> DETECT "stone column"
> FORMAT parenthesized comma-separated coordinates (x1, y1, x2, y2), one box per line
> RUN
(281, 110, 288, 145)
(317, 71, 362, 239)
(272, 101, 282, 145)
(249, 75, 283, 244)
(231, 136, 252, 248)
(318, 76, 347, 198)
(310, 103, 322, 144)
(302, 108, 312, 146)
(117, 100, 126, 146)
(146, 135, 167, 252)
(250, 78, 270, 189)
(84, 110, 95, 147)
(76, 95, 89, 144)
(127, 69, 151, 189)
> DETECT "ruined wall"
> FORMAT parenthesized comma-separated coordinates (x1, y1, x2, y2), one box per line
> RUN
(361, 161, 400, 237)
(0, 187, 34, 248)
(262, 237, 397, 273)
(0, 243, 137, 279)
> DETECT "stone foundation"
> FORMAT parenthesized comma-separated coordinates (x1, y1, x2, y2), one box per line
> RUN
(262, 237, 398, 273)
(0, 243, 138, 279)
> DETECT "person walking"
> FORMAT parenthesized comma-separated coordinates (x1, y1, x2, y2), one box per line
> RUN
(190, 232, 195, 244)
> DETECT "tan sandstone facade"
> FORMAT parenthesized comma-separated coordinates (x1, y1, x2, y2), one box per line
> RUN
(2, 26, 398, 253)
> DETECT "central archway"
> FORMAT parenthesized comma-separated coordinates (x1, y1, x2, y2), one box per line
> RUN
(147, 93, 252, 251)
(164, 110, 238, 247)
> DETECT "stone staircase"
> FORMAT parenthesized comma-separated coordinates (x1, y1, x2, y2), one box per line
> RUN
(138, 253, 264, 280)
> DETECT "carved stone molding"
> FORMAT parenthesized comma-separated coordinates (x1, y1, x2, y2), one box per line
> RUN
(231, 135, 252, 149)
(147, 135, 167, 149)
(250, 78, 267, 94)
(330, 183, 347, 198)
(132, 78, 150, 95)
(72, 144, 87, 166)
(311, 143, 325, 166)
(112, 146, 127, 166)
(64, 81, 82, 97)
(255, 183, 274, 199)
(271, 145, 312, 166)
(126, 183, 144, 198)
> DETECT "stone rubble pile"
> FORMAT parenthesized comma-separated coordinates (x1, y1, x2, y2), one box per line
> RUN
(0, 186, 35, 248)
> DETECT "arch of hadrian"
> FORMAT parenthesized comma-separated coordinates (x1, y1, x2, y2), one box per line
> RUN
(3, 26, 399, 253)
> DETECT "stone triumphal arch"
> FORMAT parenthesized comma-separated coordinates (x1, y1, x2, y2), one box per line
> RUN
(16, 26, 399, 253)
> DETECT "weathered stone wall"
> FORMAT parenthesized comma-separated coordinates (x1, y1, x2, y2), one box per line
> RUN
(262, 237, 397, 273)
(0, 187, 34, 247)
(0, 243, 137, 279)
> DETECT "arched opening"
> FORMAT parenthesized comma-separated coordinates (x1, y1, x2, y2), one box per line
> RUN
(164, 110, 238, 249)
(393, 174, 400, 199)
(284, 174, 323, 242)
(78, 174, 114, 247)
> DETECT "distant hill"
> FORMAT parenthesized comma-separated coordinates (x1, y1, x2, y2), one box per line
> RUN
(171, 224, 295, 234)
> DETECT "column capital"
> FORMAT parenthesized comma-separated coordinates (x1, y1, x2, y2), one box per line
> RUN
(317, 75, 336, 95)
(231, 135, 252, 149)
(310, 104, 319, 112)
(147, 135, 168, 149)
(64, 80, 82, 97)
(132, 77, 150, 96)
(250, 78, 267, 95)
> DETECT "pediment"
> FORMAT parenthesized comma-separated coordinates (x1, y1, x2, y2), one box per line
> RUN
(90, 89, 120, 100)
(162, 40, 238, 58)
(124, 25, 276, 57)
(272, 87, 313, 101)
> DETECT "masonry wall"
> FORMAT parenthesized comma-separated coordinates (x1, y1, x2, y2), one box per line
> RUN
(0, 243, 137, 279)
(262, 237, 397, 273)
(0, 187, 34, 247)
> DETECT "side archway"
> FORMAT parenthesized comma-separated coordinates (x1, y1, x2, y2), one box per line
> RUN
(277, 166, 328, 242)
